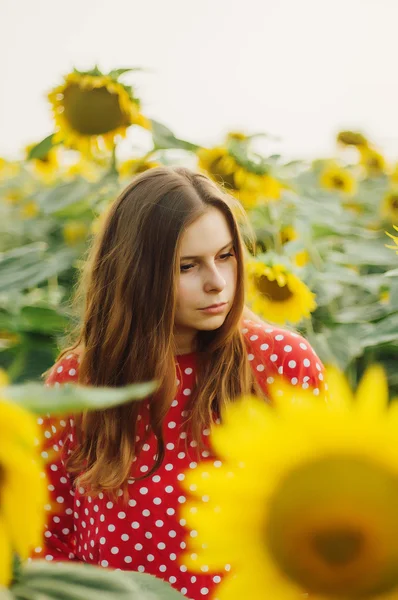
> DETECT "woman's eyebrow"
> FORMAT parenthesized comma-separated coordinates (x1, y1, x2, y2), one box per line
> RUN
(181, 241, 234, 260)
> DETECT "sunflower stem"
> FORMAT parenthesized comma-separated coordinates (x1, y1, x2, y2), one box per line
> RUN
(109, 145, 118, 175)
(266, 202, 283, 255)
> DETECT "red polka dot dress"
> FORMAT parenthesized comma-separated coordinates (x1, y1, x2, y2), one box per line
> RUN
(32, 320, 326, 599)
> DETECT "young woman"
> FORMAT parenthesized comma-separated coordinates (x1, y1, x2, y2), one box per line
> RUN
(34, 167, 325, 599)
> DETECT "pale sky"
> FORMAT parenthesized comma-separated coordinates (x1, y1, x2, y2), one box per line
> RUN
(1, 0, 398, 161)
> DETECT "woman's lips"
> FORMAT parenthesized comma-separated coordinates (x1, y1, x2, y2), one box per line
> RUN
(199, 302, 227, 314)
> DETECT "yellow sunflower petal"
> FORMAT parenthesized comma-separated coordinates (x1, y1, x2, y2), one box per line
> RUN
(355, 364, 389, 417)
(323, 365, 354, 409)
(183, 365, 398, 598)
(0, 519, 12, 587)
(0, 370, 9, 388)
(2, 459, 46, 559)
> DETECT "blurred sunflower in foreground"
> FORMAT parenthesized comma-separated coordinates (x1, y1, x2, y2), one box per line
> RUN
(25, 143, 59, 183)
(381, 189, 398, 223)
(319, 162, 357, 195)
(337, 130, 368, 148)
(0, 370, 47, 586)
(48, 67, 150, 155)
(181, 365, 398, 600)
(198, 134, 282, 210)
(119, 156, 160, 179)
(246, 259, 316, 324)
(0, 159, 20, 181)
(359, 146, 386, 177)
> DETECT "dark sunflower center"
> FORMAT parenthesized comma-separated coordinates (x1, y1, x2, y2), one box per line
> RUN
(390, 196, 398, 210)
(266, 456, 398, 597)
(332, 175, 346, 189)
(369, 159, 380, 168)
(209, 156, 237, 190)
(314, 529, 363, 566)
(63, 84, 129, 136)
(254, 274, 293, 302)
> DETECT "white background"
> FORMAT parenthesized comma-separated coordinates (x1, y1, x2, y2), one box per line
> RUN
(1, 0, 397, 160)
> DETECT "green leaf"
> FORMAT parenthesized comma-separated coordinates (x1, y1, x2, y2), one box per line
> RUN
(4, 380, 158, 414)
(333, 303, 391, 324)
(307, 325, 370, 370)
(4, 333, 59, 384)
(38, 180, 93, 215)
(12, 561, 185, 600)
(0, 307, 69, 335)
(330, 239, 397, 267)
(150, 119, 199, 152)
(227, 139, 270, 175)
(108, 67, 144, 79)
(0, 245, 78, 293)
(358, 312, 398, 348)
(27, 134, 59, 160)
(122, 571, 186, 598)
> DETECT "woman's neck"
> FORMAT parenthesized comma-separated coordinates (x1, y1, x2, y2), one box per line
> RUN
(173, 327, 196, 356)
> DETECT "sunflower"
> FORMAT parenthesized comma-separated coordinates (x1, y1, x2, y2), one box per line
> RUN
(246, 259, 316, 324)
(198, 146, 238, 190)
(65, 154, 102, 182)
(279, 225, 298, 245)
(0, 159, 20, 181)
(319, 163, 357, 195)
(0, 373, 47, 586)
(118, 157, 160, 179)
(379, 288, 390, 305)
(293, 249, 310, 268)
(386, 225, 398, 254)
(63, 220, 89, 245)
(181, 364, 398, 600)
(336, 130, 368, 148)
(359, 147, 386, 177)
(342, 199, 364, 214)
(381, 190, 398, 223)
(25, 143, 59, 183)
(198, 145, 282, 209)
(225, 131, 248, 142)
(48, 68, 150, 155)
(390, 163, 398, 184)
(19, 201, 39, 220)
(2, 190, 24, 206)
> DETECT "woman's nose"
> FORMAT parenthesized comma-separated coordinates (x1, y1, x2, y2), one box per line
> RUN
(203, 266, 226, 293)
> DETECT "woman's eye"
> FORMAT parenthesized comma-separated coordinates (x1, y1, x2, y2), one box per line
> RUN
(180, 252, 234, 272)
(180, 264, 194, 272)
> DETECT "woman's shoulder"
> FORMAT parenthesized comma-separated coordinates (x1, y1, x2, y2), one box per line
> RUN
(241, 318, 325, 392)
(45, 348, 82, 386)
(241, 318, 314, 351)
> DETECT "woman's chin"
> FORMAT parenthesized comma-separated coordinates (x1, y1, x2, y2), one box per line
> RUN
(196, 313, 227, 330)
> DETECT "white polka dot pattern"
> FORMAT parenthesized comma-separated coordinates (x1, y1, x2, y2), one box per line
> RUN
(34, 320, 325, 599)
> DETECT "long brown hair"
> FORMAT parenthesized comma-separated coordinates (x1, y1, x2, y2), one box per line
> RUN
(52, 166, 265, 495)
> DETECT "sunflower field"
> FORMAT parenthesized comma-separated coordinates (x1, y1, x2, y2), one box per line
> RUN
(0, 65, 397, 396)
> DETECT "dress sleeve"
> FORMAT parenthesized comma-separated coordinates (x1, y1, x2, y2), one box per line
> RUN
(242, 319, 326, 399)
(31, 353, 80, 563)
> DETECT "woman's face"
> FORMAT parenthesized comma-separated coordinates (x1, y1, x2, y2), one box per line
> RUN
(174, 207, 238, 345)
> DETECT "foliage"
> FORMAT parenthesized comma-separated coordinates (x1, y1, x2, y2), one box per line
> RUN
(0, 67, 397, 399)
